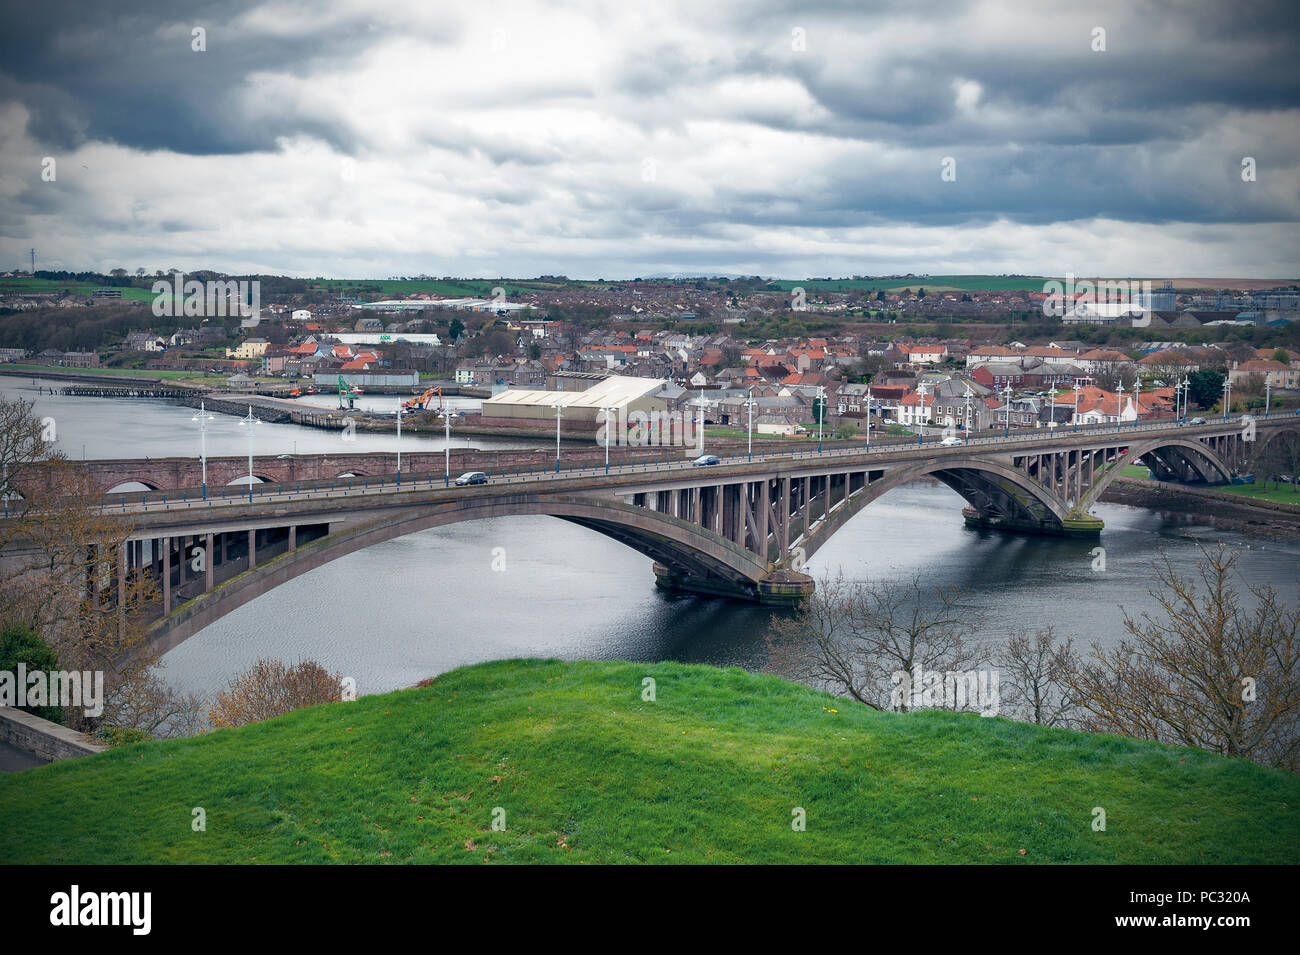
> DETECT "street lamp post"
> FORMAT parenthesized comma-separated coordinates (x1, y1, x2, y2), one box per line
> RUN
(1265, 377, 1271, 416)
(191, 401, 215, 499)
(555, 402, 563, 473)
(238, 405, 258, 503)
(746, 388, 755, 462)
(601, 405, 613, 474)
(816, 385, 826, 452)
(865, 384, 872, 450)
(1002, 382, 1011, 437)
(1222, 378, 1232, 420)
(1072, 381, 1081, 432)
(917, 381, 928, 446)
(444, 410, 451, 486)
(964, 391, 972, 443)
(396, 400, 402, 486)
(697, 387, 706, 456)
(1180, 375, 1190, 422)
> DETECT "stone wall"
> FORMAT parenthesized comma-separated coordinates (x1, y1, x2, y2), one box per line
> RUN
(0, 707, 107, 762)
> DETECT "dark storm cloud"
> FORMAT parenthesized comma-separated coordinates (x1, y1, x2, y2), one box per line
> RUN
(0, 0, 460, 154)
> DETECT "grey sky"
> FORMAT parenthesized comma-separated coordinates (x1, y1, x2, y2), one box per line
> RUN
(2, 0, 1297, 278)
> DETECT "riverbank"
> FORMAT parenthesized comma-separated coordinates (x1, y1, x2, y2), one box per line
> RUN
(2, 658, 1294, 864)
(1103, 477, 1300, 535)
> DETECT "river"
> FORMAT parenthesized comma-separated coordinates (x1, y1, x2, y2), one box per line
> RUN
(8, 377, 1299, 700)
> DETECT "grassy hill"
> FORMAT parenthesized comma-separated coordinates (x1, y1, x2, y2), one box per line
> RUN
(1, 659, 1294, 864)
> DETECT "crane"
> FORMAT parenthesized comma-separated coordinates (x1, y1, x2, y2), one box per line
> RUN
(338, 375, 361, 410)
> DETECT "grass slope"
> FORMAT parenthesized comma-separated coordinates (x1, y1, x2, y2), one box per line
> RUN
(1, 660, 1294, 864)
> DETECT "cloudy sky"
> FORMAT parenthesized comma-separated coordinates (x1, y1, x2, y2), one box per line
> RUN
(2, 0, 1298, 279)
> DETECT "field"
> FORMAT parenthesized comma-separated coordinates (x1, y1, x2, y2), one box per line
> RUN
(0, 277, 155, 302)
(1, 659, 1293, 864)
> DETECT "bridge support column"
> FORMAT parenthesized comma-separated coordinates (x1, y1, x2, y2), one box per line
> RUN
(779, 477, 790, 556)
(248, 529, 256, 570)
(205, 533, 214, 591)
(162, 537, 171, 614)
(288, 525, 297, 553)
(757, 479, 770, 564)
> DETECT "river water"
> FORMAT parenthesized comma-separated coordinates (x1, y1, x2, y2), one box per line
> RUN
(8, 377, 1299, 699)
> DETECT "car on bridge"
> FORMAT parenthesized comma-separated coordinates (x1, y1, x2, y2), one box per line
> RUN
(692, 454, 721, 467)
(940, 436, 962, 447)
(1188, 416, 1207, 424)
(454, 471, 489, 486)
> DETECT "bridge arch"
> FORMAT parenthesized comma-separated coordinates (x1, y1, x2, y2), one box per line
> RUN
(797, 455, 1075, 563)
(145, 493, 772, 656)
(225, 474, 274, 486)
(107, 479, 160, 493)
(1080, 435, 1234, 510)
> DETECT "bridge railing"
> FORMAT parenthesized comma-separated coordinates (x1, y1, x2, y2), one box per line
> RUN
(90, 411, 1294, 516)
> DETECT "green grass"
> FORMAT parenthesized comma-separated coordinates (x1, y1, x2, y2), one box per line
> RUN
(0, 278, 155, 302)
(1214, 481, 1300, 504)
(0, 660, 1293, 864)
(1121, 464, 1300, 504)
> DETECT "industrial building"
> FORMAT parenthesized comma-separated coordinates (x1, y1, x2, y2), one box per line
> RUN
(480, 375, 670, 427)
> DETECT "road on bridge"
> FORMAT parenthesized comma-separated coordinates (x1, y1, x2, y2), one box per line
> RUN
(85, 412, 1285, 518)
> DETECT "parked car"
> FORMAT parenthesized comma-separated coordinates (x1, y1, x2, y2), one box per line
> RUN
(1188, 416, 1207, 424)
(939, 436, 962, 447)
(454, 471, 488, 486)
(692, 454, 720, 467)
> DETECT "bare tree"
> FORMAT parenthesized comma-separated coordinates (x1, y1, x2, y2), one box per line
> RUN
(208, 659, 344, 729)
(1062, 546, 1300, 771)
(0, 396, 165, 734)
(993, 628, 1079, 726)
(767, 572, 983, 711)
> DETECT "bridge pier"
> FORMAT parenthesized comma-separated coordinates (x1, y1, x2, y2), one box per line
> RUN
(652, 562, 814, 606)
(961, 506, 1103, 537)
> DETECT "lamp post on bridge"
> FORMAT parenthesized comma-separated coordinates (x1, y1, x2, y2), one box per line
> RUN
(1265, 377, 1271, 416)
(1072, 381, 1081, 433)
(444, 409, 451, 486)
(238, 405, 259, 503)
(816, 384, 826, 453)
(865, 383, 872, 450)
(191, 401, 215, 500)
(916, 380, 928, 446)
(1001, 382, 1012, 437)
(1180, 374, 1190, 422)
(964, 391, 972, 444)
(554, 402, 563, 473)
(1222, 378, 1232, 421)
(601, 405, 613, 474)
(745, 388, 756, 462)
(395, 398, 402, 486)
(696, 387, 707, 457)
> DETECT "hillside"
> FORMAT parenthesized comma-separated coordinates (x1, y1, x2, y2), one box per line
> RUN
(0, 659, 1294, 864)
